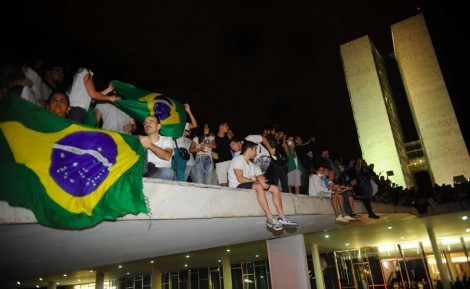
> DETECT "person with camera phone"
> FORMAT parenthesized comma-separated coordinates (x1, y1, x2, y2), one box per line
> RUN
(190, 124, 216, 185)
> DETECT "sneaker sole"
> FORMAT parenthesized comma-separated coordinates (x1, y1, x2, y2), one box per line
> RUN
(279, 222, 298, 226)
(267, 224, 283, 231)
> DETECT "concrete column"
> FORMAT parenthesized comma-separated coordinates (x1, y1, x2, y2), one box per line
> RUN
(427, 226, 451, 289)
(47, 281, 57, 289)
(95, 272, 104, 289)
(266, 234, 311, 289)
(311, 243, 325, 289)
(152, 263, 162, 289)
(222, 255, 232, 289)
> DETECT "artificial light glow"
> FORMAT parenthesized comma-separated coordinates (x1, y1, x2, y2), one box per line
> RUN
(56, 283, 60, 285)
(462, 216, 468, 221)
(184, 264, 188, 267)
(218, 259, 222, 263)
(400, 242, 419, 250)
(244, 279, 253, 283)
(388, 226, 392, 230)
(150, 260, 154, 264)
(63, 274, 67, 277)
(89, 270, 93, 273)
(126, 273, 130, 275)
(466, 229, 470, 233)
(440, 238, 460, 245)
(427, 256, 469, 264)
(345, 243, 350, 246)
(226, 249, 230, 252)
(401, 237, 405, 239)
(186, 255, 190, 258)
(378, 245, 395, 252)
(17, 282, 21, 285)
(255, 254, 259, 258)
(78, 280, 81, 282)
(325, 234, 330, 238)
(39, 278, 43, 281)
(118, 265, 123, 269)
(36, 286, 39, 288)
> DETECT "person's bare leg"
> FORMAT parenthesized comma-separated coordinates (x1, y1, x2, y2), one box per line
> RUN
(268, 185, 286, 217)
(253, 183, 275, 220)
(337, 194, 348, 217)
(349, 195, 355, 212)
(295, 185, 300, 194)
(331, 195, 340, 217)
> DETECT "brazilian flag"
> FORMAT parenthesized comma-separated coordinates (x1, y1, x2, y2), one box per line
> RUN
(112, 81, 187, 138)
(0, 93, 148, 229)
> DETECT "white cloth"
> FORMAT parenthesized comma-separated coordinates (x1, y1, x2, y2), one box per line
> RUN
(69, 68, 93, 110)
(244, 134, 272, 174)
(95, 103, 133, 134)
(147, 135, 174, 168)
(193, 135, 214, 157)
(308, 173, 331, 197)
(20, 67, 43, 106)
(244, 135, 270, 162)
(228, 155, 255, 188)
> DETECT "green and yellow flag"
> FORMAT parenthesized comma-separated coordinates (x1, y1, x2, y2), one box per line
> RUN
(0, 93, 148, 229)
(112, 81, 187, 138)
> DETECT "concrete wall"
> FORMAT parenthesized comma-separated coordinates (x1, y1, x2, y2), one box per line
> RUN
(0, 178, 418, 224)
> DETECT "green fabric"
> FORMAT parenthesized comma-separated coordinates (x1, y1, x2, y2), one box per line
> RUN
(112, 81, 187, 138)
(287, 148, 303, 172)
(0, 93, 148, 229)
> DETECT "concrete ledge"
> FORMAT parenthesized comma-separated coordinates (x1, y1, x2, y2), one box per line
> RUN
(0, 178, 419, 224)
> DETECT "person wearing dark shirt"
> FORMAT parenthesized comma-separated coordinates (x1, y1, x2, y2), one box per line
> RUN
(214, 121, 233, 186)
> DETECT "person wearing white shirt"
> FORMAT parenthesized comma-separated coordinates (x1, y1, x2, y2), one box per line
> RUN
(139, 116, 174, 180)
(228, 140, 298, 231)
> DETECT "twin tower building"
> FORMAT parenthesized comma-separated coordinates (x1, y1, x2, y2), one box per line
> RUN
(340, 14, 470, 189)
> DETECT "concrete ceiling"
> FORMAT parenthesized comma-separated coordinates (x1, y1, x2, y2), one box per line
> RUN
(2, 210, 470, 289)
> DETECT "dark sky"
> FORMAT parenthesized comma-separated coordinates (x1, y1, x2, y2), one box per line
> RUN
(3, 0, 468, 160)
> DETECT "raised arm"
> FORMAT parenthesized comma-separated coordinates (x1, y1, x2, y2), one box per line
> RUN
(184, 103, 198, 130)
(83, 73, 120, 102)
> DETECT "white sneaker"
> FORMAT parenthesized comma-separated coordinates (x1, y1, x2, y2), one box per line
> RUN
(336, 216, 349, 223)
(344, 215, 356, 221)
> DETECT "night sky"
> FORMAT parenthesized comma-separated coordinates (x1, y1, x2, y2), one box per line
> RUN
(3, 0, 468, 160)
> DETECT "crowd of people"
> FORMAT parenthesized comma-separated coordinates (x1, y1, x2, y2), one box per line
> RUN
(1, 57, 468, 231)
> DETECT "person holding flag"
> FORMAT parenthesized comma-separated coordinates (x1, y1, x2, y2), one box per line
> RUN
(139, 115, 175, 180)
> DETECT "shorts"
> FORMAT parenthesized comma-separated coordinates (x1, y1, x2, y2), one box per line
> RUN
(237, 182, 254, 190)
(288, 169, 302, 187)
(215, 160, 231, 184)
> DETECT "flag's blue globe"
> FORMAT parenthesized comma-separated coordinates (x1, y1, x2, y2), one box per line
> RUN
(50, 132, 117, 197)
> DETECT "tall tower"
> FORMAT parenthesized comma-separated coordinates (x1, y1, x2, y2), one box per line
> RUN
(392, 14, 470, 186)
(340, 36, 413, 188)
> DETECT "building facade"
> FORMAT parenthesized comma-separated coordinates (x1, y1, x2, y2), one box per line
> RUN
(341, 13, 470, 188)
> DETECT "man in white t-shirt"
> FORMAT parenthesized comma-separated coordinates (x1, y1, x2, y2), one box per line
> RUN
(139, 115, 174, 180)
(228, 140, 298, 231)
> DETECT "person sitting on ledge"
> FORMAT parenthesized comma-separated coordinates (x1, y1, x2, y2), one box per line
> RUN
(228, 140, 298, 231)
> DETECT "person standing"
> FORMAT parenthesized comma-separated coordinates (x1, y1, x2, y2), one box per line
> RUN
(67, 68, 119, 124)
(214, 121, 233, 186)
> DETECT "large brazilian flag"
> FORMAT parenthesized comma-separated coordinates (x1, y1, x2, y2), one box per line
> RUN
(112, 81, 187, 138)
(0, 93, 148, 229)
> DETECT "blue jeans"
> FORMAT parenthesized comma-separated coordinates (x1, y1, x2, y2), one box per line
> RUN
(147, 167, 175, 181)
(185, 164, 197, 182)
(195, 155, 213, 185)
